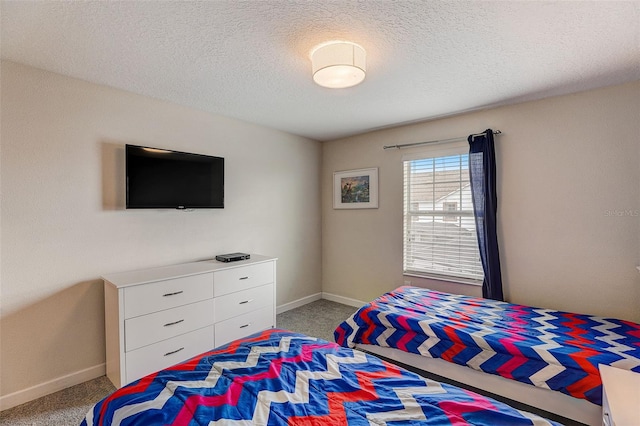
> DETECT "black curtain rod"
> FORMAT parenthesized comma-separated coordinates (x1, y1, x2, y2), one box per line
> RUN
(383, 130, 502, 150)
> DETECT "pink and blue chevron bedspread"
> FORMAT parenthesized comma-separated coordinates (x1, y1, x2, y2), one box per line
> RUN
(334, 286, 640, 406)
(82, 329, 559, 425)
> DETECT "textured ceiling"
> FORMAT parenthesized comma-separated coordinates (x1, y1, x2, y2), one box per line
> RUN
(1, 1, 639, 141)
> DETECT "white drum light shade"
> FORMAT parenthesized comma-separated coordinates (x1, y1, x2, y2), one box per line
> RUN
(311, 42, 366, 89)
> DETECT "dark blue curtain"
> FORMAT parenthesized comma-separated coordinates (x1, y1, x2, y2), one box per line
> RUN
(468, 129, 503, 301)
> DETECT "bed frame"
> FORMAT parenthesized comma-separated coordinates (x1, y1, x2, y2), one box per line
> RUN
(357, 344, 601, 426)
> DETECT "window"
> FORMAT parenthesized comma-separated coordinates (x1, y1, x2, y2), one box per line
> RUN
(403, 148, 483, 282)
(442, 202, 458, 222)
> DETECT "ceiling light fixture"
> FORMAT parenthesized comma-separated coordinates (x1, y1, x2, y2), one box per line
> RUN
(311, 41, 366, 89)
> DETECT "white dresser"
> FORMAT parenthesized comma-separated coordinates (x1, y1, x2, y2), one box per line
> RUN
(104, 255, 276, 388)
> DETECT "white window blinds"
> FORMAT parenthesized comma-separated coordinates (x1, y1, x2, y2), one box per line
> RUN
(403, 152, 484, 282)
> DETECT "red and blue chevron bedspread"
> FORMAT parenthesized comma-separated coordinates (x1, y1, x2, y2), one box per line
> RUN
(334, 286, 640, 406)
(82, 329, 558, 425)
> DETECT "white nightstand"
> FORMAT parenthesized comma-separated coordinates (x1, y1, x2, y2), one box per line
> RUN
(599, 364, 640, 426)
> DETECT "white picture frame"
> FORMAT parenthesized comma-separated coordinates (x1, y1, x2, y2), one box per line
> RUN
(333, 167, 379, 209)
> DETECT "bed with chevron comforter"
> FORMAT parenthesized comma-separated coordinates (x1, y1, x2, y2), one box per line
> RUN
(334, 286, 640, 406)
(82, 329, 559, 425)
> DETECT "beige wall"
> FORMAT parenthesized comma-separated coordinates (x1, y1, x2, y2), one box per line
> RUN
(323, 81, 640, 323)
(0, 61, 322, 398)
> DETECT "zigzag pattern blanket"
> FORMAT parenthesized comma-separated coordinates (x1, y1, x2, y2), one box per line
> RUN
(334, 286, 640, 406)
(82, 329, 558, 425)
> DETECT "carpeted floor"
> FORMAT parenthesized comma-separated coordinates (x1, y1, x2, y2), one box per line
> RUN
(0, 299, 357, 426)
(0, 376, 116, 426)
(276, 298, 357, 343)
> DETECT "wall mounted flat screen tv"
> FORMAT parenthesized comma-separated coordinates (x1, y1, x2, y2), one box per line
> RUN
(126, 144, 224, 209)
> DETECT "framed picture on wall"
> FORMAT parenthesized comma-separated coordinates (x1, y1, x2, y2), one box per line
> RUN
(333, 167, 378, 209)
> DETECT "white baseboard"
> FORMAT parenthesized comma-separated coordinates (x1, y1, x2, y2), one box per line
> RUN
(276, 292, 322, 315)
(0, 363, 105, 411)
(277, 292, 366, 315)
(321, 292, 367, 308)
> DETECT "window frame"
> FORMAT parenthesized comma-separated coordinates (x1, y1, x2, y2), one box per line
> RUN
(402, 142, 483, 286)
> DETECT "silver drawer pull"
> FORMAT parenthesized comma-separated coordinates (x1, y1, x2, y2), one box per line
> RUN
(163, 319, 184, 327)
(239, 299, 254, 305)
(163, 290, 184, 297)
(239, 276, 249, 280)
(239, 323, 251, 329)
(164, 347, 184, 357)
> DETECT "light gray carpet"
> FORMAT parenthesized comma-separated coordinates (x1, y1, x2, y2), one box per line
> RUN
(0, 299, 357, 426)
(0, 376, 116, 426)
(276, 298, 358, 343)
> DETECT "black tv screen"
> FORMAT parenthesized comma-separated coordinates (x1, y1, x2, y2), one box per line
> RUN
(126, 145, 224, 209)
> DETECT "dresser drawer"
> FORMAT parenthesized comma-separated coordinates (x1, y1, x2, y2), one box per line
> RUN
(125, 299, 214, 352)
(124, 273, 213, 319)
(214, 306, 273, 347)
(125, 325, 214, 385)
(214, 284, 273, 323)
(214, 262, 273, 297)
